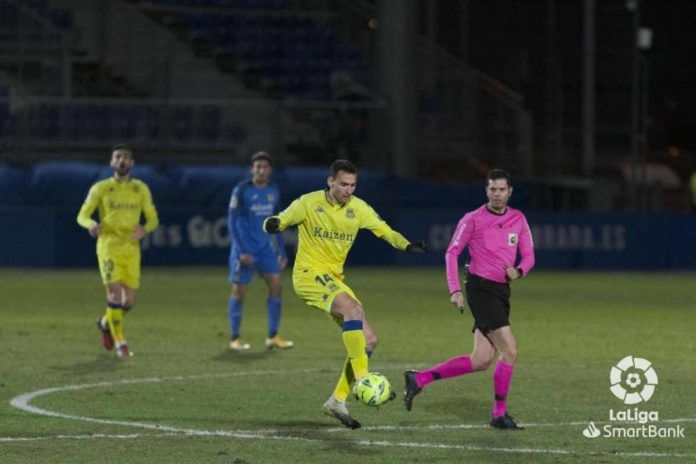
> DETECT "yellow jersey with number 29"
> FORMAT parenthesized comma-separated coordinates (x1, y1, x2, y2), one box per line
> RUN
(77, 177, 159, 256)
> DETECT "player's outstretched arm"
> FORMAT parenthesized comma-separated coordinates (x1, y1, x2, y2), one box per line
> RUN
(404, 240, 428, 253)
(360, 203, 426, 252)
(263, 197, 305, 234)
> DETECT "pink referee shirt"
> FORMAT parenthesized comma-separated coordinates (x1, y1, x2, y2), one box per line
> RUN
(446, 204, 535, 291)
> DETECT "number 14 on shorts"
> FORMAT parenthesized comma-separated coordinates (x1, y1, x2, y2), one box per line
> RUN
(316, 273, 340, 294)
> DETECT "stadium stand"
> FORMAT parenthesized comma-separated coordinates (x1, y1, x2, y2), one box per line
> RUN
(130, 0, 371, 100)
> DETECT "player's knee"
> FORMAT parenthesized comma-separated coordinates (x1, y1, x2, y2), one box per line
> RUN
(231, 285, 246, 300)
(472, 355, 495, 371)
(347, 304, 364, 321)
(365, 333, 378, 350)
(122, 300, 134, 311)
(269, 284, 282, 299)
(502, 346, 517, 364)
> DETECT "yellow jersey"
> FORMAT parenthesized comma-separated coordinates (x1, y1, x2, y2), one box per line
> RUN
(77, 177, 159, 254)
(269, 190, 409, 277)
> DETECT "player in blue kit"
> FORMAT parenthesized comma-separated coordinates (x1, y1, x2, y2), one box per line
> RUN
(227, 151, 294, 351)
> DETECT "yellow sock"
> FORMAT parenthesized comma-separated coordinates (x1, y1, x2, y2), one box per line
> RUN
(341, 321, 368, 380)
(332, 357, 355, 402)
(99, 314, 109, 330)
(107, 305, 125, 344)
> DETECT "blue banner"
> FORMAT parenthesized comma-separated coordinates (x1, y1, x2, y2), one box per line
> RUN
(2, 207, 695, 270)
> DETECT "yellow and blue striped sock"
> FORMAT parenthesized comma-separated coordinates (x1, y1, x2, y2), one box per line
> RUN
(106, 301, 125, 345)
(341, 320, 368, 380)
(333, 349, 373, 402)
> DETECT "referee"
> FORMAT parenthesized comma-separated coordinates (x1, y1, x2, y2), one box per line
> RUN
(403, 169, 535, 430)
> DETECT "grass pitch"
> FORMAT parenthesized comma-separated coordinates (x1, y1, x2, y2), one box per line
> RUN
(1, 267, 695, 463)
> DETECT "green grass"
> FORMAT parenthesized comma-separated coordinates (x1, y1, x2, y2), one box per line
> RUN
(1, 267, 695, 463)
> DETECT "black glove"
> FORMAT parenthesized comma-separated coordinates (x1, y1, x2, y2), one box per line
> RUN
(405, 240, 427, 253)
(264, 217, 281, 233)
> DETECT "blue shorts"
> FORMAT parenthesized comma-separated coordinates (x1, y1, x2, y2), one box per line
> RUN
(229, 247, 281, 285)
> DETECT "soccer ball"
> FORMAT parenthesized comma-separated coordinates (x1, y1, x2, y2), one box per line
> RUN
(354, 372, 392, 407)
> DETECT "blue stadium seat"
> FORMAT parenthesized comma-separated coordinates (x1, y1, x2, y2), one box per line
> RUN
(58, 103, 80, 139)
(137, 1, 371, 100)
(196, 105, 222, 141)
(0, 105, 12, 138)
(45, 8, 74, 31)
(172, 106, 194, 142)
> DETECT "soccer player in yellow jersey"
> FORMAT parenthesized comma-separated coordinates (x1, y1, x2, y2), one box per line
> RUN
(77, 144, 159, 358)
(263, 159, 427, 428)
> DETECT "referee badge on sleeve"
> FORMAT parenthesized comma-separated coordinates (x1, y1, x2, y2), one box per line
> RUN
(508, 233, 518, 246)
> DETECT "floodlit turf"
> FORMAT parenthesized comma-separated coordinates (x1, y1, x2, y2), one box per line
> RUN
(1, 267, 695, 463)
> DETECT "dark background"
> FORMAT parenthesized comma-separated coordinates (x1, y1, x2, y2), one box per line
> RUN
(1, 0, 695, 213)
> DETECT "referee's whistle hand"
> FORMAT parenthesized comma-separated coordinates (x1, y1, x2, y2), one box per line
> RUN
(450, 291, 464, 310)
(505, 266, 520, 280)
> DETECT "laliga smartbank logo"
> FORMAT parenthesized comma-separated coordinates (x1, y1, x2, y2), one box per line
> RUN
(609, 355, 657, 404)
(582, 356, 685, 439)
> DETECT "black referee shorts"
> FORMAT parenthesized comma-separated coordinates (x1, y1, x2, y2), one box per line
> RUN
(465, 273, 511, 334)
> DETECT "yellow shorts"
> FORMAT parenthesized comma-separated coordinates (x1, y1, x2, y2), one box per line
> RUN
(292, 268, 361, 313)
(97, 250, 141, 289)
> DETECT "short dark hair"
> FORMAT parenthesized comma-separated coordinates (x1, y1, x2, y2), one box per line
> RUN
(330, 159, 357, 178)
(249, 151, 272, 166)
(111, 143, 133, 155)
(487, 169, 511, 186)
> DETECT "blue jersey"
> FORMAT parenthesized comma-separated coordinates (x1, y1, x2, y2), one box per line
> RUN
(228, 179, 286, 258)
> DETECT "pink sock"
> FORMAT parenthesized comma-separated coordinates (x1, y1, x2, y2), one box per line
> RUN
(493, 360, 514, 418)
(414, 355, 473, 388)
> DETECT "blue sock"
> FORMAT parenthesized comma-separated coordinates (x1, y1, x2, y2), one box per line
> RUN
(267, 297, 281, 338)
(366, 349, 373, 359)
(228, 297, 244, 339)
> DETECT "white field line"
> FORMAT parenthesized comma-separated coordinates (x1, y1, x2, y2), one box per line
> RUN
(0, 433, 179, 442)
(7, 371, 695, 459)
(349, 416, 696, 433)
(1, 431, 694, 459)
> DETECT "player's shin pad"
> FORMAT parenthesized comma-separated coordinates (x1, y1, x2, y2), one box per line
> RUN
(107, 307, 125, 344)
(342, 329, 368, 379)
(333, 357, 356, 402)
